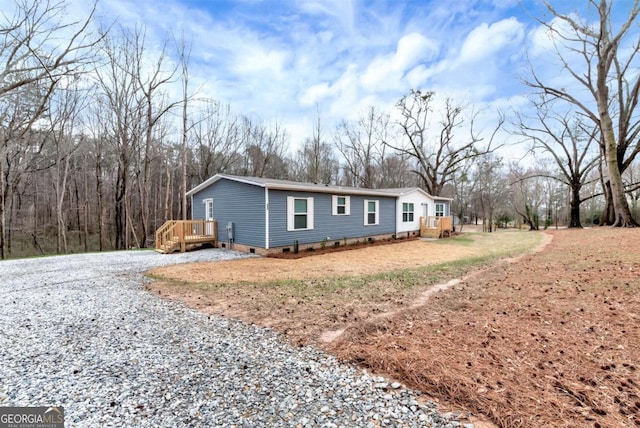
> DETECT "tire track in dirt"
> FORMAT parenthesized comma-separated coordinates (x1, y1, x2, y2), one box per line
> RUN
(318, 232, 553, 344)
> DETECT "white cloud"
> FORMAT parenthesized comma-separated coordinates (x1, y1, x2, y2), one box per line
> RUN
(526, 14, 586, 62)
(458, 17, 525, 64)
(396, 32, 439, 72)
(361, 32, 439, 90)
(299, 82, 331, 106)
(296, 0, 357, 34)
(233, 46, 289, 77)
(527, 21, 557, 58)
(49, 0, 588, 157)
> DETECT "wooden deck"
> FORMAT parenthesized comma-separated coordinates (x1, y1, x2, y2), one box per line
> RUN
(420, 216, 453, 239)
(155, 220, 217, 254)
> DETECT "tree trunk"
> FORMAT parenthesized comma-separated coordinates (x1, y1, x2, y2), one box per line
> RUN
(599, 180, 615, 225)
(596, 24, 638, 227)
(164, 158, 172, 220)
(181, 47, 189, 221)
(138, 97, 153, 248)
(115, 161, 127, 250)
(601, 114, 637, 226)
(0, 164, 6, 260)
(525, 205, 539, 231)
(96, 153, 104, 252)
(0, 203, 5, 260)
(74, 174, 81, 247)
(82, 153, 89, 252)
(55, 145, 71, 254)
(568, 184, 583, 228)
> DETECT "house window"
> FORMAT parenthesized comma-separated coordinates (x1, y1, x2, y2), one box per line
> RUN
(402, 202, 414, 222)
(287, 197, 314, 231)
(435, 203, 445, 217)
(332, 195, 350, 215)
(364, 200, 379, 225)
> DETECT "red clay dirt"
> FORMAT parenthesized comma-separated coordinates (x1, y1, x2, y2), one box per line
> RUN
(328, 228, 640, 428)
(148, 228, 640, 428)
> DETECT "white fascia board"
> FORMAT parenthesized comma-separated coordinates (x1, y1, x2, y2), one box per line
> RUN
(186, 175, 221, 197)
(186, 174, 270, 197)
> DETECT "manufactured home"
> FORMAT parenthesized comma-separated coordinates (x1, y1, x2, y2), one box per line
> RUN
(156, 174, 452, 254)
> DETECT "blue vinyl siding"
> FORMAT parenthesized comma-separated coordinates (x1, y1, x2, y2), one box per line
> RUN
(192, 179, 265, 247)
(268, 190, 396, 248)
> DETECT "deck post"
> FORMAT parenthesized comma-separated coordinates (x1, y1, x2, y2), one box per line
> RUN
(178, 222, 186, 252)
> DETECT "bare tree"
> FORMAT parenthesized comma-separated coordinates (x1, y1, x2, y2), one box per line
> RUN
(47, 82, 85, 253)
(624, 161, 640, 219)
(0, 0, 99, 97)
(178, 36, 191, 220)
(507, 164, 555, 230)
(527, 0, 640, 226)
(389, 90, 503, 196)
(291, 110, 339, 184)
(515, 103, 600, 227)
(292, 137, 339, 184)
(334, 106, 390, 188)
(377, 153, 415, 188)
(0, 0, 100, 258)
(450, 156, 476, 230)
(95, 27, 145, 250)
(241, 118, 289, 179)
(83, 95, 111, 251)
(472, 154, 507, 232)
(191, 100, 244, 181)
(134, 29, 179, 245)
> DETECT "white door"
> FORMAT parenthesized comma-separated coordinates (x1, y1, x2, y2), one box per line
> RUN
(205, 199, 214, 235)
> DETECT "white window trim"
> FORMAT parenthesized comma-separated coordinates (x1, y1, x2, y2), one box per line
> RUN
(402, 202, 414, 223)
(435, 202, 445, 217)
(287, 196, 314, 231)
(332, 195, 351, 216)
(364, 199, 379, 226)
(203, 198, 214, 220)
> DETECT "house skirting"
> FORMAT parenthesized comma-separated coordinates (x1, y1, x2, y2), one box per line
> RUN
(218, 232, 402, 256)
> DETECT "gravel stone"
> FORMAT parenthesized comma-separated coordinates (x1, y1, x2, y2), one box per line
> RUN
(0, 249, 474, 427)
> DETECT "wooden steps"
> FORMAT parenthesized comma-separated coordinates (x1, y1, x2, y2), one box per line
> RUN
(154, 221, 217, 254)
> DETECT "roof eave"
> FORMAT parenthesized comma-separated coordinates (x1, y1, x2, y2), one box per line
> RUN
(264, 182, 403, 197)
(187, 174, 450, 199)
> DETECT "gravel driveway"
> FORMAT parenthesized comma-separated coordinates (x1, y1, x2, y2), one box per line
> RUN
(0, 249, 469, 427)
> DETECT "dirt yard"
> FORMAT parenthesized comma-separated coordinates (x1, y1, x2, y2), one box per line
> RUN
(147, 228, 640, 428)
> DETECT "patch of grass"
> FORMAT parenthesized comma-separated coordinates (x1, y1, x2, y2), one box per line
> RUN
(148, 228, 547, 351)
(172, 251, 528, 309)
(441, 235, 475, 245)
(441, 229, 541, 250)
(155, 230, 543, 299)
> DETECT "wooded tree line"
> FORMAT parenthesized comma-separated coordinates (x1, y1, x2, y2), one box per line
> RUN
(1, 0, 638, 259)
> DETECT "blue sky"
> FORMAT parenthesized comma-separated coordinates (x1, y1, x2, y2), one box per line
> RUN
(60, 0, 637, 159)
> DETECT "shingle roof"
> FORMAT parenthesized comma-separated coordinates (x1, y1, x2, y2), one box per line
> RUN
(186, 173, 449, 199)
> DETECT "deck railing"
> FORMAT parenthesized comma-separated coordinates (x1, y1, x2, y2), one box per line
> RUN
(420, 216, 453, 238)
(155, 220, 217, 253)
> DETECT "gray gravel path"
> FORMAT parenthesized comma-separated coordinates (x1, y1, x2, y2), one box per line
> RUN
(0, 249, 473, 427)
